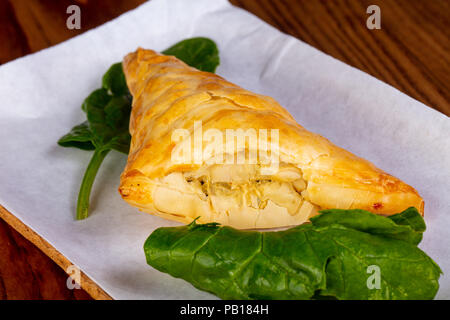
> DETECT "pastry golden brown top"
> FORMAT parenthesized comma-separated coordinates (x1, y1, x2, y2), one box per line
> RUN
(119, 48, 423, 228)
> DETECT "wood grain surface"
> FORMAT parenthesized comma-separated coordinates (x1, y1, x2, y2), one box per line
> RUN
(0, 205, 110, 300)
(0, 217, 90, 299)
(0, 0, 448, 300)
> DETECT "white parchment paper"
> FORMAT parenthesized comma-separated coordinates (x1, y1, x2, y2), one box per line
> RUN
(0, 0, 449, 299)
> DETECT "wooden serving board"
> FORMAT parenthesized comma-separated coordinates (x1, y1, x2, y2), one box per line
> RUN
(0, 205, 111, 300)
(0, 0, 448, 300)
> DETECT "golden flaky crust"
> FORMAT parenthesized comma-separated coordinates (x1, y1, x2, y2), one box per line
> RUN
(119, 48, 423, 228)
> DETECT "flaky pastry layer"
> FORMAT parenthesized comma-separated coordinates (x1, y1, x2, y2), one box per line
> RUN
(118, 48, 423, 229)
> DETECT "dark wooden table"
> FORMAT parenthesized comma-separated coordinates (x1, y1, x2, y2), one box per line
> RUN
(0, 0, 448, 300)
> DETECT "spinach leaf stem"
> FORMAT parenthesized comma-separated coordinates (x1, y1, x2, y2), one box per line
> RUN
(76, 148, 110, 220)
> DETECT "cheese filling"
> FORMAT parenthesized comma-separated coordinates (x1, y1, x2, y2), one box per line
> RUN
(152, 164, 319, 228)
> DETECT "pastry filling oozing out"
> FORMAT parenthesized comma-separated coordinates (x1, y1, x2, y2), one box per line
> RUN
(152, 163, 320, 226)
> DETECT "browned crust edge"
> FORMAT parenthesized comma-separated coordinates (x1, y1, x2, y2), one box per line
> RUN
(0, 204, 113, 300)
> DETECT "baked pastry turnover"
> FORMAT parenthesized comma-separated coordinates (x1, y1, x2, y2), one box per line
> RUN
(119, 48, 423, 229)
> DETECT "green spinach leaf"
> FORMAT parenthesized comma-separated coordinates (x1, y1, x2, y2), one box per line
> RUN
(58, 38, 220, 220)
(316, 208, 425, 245)
(162, 37, 220, 73)
(57, 121, 95, 151)
(144, 207, 441, 300)
(102, 62, 129, 96)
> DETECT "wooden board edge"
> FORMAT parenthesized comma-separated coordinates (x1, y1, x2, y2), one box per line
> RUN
(0, 204, 113, 300)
